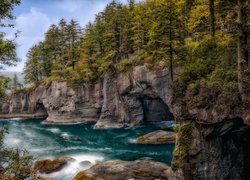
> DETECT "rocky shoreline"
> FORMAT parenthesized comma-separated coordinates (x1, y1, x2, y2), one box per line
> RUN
(34, 156, 174, 180)
(1, 65, 250, 179)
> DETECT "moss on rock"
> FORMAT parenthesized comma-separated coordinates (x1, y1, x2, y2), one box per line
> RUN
(172, 122, 193, 169)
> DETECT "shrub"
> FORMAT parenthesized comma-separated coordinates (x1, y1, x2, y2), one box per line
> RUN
(0, 126, 36, 179)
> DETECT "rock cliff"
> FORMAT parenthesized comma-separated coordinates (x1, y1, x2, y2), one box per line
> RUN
(172, 102, 250, 179)
(0, 66, 175, 126)
(2, 65, 249, 179)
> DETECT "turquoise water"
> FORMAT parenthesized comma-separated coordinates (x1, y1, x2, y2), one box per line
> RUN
(0, 119, 174, 179)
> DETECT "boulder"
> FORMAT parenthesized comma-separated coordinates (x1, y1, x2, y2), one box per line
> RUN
(34, 156, 75, 174)
(73, 158, 174, 180)
(135, 130, 176, 144)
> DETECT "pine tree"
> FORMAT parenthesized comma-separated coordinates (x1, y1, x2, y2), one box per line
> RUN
(146, 0, 184, 81)
(209, 0, 215, 36)
(13, 74, 18, 90)
(23, 45, 43, 84)
(237, 0, 248, 102)
(66, 19, 83, 70)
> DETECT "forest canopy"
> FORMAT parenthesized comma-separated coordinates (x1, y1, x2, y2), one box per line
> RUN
(23, 0, 249, 107)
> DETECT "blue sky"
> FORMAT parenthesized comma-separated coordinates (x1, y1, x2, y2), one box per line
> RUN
(3, 0, 141, 72)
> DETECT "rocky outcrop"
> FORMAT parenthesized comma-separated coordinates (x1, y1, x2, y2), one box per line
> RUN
(95, 66, 175, 128)
(171, 103, 250, 179)
(0, 80, 103, 123)
(135, 130, 176, 144)
(0, 66, 175, 127)
(73, 158, 174, 180)
(34, 156, 75, 174)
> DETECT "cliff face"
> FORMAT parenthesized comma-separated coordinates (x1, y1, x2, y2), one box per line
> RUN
(172, 102, 250, 179)
(0, 66, 174, 126)
(0, 80, 103, 123)
(2, 65, 249, 179)
(95, 66, 174, 128)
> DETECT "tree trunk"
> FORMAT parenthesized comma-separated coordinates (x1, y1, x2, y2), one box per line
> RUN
(209, 0, 215, 37)
(237, 0, 248, 102)
(169, 19, 174, 83)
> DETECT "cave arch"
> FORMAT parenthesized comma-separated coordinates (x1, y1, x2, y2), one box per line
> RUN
(139, 96, 174, 122)
(35, 100, 48, 118)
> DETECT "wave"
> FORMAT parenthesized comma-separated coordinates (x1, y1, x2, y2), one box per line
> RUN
(52, 146, 112, 154)
(38, 153, 104, 180)
(48, 128, 60, 133)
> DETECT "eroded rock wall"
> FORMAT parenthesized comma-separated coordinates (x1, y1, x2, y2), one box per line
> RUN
(172, 102, 250, 179)
(0, 80, 103, 123)
(95, 66, 175, 128)
(0, 66, 175, 126)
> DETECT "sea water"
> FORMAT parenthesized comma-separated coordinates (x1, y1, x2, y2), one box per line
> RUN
(0, 119, 175, 179)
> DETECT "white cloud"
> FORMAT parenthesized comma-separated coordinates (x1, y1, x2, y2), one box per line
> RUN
(3, 8, 58, 71)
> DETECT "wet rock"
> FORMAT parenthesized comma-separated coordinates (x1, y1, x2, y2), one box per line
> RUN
(135, 130, 176, 144)
(73, 158, 174, 180)
(34, 156, 75, 174)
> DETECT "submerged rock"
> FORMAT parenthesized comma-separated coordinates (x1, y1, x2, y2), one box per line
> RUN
(73, 158, 174, 180)
(79, 160, 93, 168)
(135, 130, 176, 144)
(34, 156, 75, 174)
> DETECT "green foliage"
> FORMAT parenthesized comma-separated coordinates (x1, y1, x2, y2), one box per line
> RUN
(172, 122, 192, 169)
(0, 76, 11, 99)
(21, 0, 249, 108)
(172, 33, 243, 109)
(23, 0, 186, 86)
(24, 19, 83, 84)
(0, 0, 20, 69)
(0, 126, 36, 179)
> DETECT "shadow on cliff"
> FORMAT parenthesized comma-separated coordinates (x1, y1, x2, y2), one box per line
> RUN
(139, 96, 174, 123)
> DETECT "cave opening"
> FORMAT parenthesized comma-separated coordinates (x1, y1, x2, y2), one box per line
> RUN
(35, 101, 48, 118)
(139, 96, 174, 122)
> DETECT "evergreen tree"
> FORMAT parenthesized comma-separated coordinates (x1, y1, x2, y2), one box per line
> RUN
(146, 0, 184, 81)
(0, 0, 20, 69)
(236, 0, 249, 102)
(13, 74, 18, 90)
(0, 76, 11, 98)
(23, 45, 43, 84)
(209, 0, 215, 36)
(65, 19, 83, 70)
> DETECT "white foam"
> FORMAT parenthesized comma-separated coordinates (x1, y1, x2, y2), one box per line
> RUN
(10, 118, 25, 121)
(128, 138, 136, 144)
(48, 128, 60, 133)
(40, 154, 104, 179)
(61, 132, 70, 138)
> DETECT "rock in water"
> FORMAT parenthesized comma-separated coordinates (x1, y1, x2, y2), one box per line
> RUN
(34, 156, 75, 174)
(79, 160, 93, 168)
(135, 130, 176, 144)
(74, 158, 174, 180)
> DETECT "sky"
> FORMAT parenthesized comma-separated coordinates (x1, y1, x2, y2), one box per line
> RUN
(3, 0, 140, 72)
